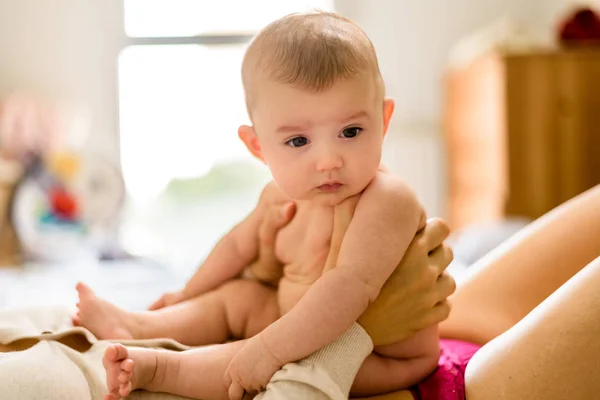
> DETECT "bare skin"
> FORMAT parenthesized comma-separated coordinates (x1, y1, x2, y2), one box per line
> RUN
(77, 171, 442, 399)
(454, 185, 600, 400)
(10, 186, 599, 400)
(364, 185, 600, 399)
(98, 205, 454, 399)
(74, 184, 600, 400)
(0, 200, 453, 400)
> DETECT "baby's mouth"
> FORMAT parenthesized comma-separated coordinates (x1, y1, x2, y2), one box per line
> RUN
(318, 182, 342, 192)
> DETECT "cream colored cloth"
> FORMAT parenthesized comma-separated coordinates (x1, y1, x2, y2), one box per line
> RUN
(0, 305, 193, 400)
(257, 323, 373, 400)
(0, 305, 373, 400)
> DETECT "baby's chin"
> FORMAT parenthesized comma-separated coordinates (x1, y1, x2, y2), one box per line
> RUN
(277, 182, 365, 206)
(307, 188, 363, 207)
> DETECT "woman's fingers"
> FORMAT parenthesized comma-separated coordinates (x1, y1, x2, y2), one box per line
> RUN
(429, 244, 454, 274)
(280, 201, 297, 222)
(429, 298, 452, 325)
(258, 202, 296, 245)
(419, 218, 450, 251)
(436, 270, 457, 299)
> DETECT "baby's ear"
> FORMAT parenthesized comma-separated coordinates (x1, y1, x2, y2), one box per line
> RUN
(238, 125, 264, 162)
(382, 98, 395, 137)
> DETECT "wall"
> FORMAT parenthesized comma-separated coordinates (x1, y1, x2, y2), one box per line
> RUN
(336, 0, 569, 126)
(335, 0, 571, 216)
(0, 0, 581, 216)
(0, 0, 124, 160)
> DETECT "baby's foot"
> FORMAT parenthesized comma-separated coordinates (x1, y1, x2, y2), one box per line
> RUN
(73, 282, 136, 340)
(102, 344, 159, 399)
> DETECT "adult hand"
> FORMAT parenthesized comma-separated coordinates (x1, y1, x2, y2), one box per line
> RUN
(358, 218, 456, 346)
(246, 201, 296, 285)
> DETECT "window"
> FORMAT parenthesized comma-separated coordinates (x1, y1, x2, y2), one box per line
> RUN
(120, 0, 334, 200)
(119, 1, 333, 262)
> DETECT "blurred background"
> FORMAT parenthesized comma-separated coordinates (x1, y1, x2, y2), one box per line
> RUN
(0, 0, 598, 309)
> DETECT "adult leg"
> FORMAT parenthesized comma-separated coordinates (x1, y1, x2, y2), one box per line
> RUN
(75, 279, 279, 346)
(465, 255, 600, 399)
(440, 185, 600, 344)
(359, 187, 600, 400)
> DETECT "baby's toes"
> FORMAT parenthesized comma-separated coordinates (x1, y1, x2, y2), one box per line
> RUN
(121, 358, 134, 372)
(104, 390, 120, 400)
(119, 381, 133, 397)
(112, 344, 130, 362)
(118, 369, 133, 384)
(103, 345, 119, 367)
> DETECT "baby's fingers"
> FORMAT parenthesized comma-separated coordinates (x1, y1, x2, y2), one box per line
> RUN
(147, 297, 165, 311)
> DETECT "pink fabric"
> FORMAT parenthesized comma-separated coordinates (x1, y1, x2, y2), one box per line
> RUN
(410, 339, 482, 400)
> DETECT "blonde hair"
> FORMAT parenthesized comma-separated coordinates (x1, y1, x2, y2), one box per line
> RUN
(241, 11, 384, 113)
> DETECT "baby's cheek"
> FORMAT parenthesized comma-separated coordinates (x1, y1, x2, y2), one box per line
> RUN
(270, 169, 300, 197)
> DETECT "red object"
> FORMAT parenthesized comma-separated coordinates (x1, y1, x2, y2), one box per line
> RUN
(559, 8, 600, 45)
(410, 339, 482, 400)
(49, 187, 79, 220)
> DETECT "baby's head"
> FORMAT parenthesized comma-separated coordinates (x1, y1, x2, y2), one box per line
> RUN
(239, 11, 394, 206)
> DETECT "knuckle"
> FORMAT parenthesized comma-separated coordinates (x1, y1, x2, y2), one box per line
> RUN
(423, 312, 436, 327)
(445, 246, 454, 262)
(430, 302, 449, 324)
(415, 233, 427, 249)
(448, 275, 457, 294)
(425, 265, 439, 282)
(430, 217, 450, 237)
(440, 271, 457, 294)
(425, 293, 438, 309)
(442, 303, 451, 320)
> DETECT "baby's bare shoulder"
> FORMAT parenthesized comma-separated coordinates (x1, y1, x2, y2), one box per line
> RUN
(359, 170, 419, 210)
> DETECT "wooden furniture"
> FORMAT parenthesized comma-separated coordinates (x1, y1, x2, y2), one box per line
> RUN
(0, 158, 22, 266)
(444, 48, 600, 230)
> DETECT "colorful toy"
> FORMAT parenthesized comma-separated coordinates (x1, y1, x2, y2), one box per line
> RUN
(11, 151, 125, 263)
(0, 93, 126, 263)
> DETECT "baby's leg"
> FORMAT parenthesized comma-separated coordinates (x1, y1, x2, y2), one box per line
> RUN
(75, 279, 279, 346)
(103, 341, 244, 400)
(351, 325, 440, 397)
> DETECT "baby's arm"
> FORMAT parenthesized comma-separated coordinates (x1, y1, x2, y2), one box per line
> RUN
(259, 173, 424, 365)
(182, 181, 286, 299)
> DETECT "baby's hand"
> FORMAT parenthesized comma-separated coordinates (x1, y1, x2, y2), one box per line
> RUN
(224, 335, 282, 400)
(147, 290, 186, 311)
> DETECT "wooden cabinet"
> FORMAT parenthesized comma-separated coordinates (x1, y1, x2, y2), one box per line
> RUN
(445, 49, 600, 230)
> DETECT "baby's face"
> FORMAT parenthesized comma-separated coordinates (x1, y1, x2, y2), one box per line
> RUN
(249, 75, 392, 206)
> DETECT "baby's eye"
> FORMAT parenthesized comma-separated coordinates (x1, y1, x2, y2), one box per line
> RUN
(286, 136, 309, 148)
(340, 127, 362, 138)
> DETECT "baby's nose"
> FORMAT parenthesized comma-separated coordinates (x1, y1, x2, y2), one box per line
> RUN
(316, 150, 343, 172)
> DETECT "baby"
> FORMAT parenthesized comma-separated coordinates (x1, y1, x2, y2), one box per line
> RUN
(75, 11, 440, 400)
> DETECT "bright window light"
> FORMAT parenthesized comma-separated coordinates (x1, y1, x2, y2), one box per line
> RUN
(119, 0, 333, 200)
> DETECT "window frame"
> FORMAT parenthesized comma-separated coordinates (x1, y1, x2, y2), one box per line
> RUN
(124, 33, 254, 47)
